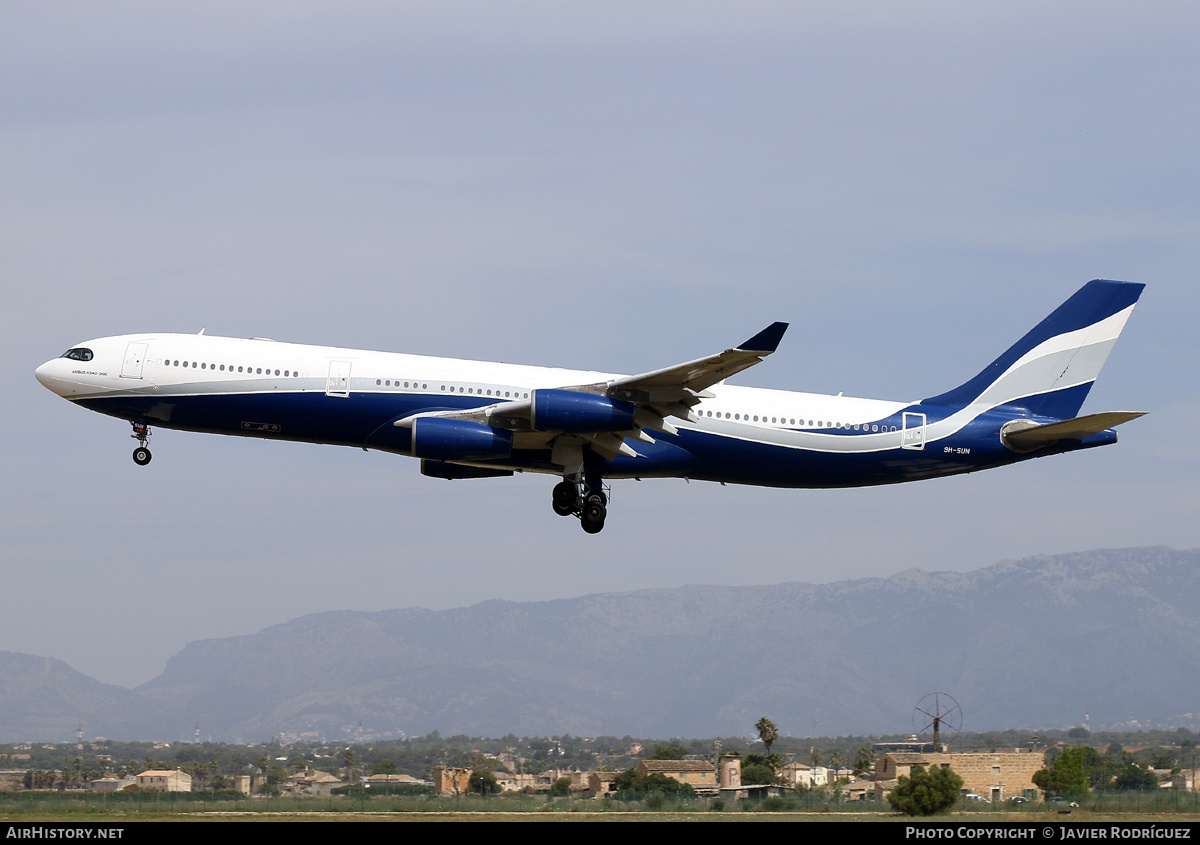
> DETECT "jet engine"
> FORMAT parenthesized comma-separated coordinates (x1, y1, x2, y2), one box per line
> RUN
(411, 417, 512, 461)
(531, 389, 636, 433)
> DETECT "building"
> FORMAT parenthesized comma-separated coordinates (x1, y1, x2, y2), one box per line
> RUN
(284, 768, 343, 796)
(637, 760, 719, 793)
(781, 762, 829, 788)
(136, 770, 192, 792)
(587, 771, 620, 797)
(366, 773, 426, 788)
(873, 750, 1045, 802)
(432, 766, 472, 796)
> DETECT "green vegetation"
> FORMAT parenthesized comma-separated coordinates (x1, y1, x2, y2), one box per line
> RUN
(612, 769, 695, 798)
(754, 718, 778, 755)
(1112, 762, 1159, 792)
(7, 725, 1195, 785)
(1033, 743, 1179, 795)
(468, 768, 499, 795)
(740, 762, 776, 786)
(2, 785, 1199, 820)
(648, 744, 688, 760)
(2, 724, 1197, 818)
(1033, 745, 1104, 795)
(887, 765, 964, 816)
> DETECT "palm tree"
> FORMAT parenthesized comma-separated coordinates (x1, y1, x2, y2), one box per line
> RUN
(853, 746, 875, 777)
(755, 718, 779, 755)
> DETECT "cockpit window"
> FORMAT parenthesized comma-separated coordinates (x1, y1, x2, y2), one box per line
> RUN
(61, 348, 93, 361)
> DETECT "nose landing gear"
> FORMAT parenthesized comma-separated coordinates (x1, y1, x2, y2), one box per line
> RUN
(131, 422, 152, 466)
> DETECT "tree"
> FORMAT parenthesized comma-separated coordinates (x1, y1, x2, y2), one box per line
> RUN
(1112, 763, 1158, 792)
(649, 744, 687, 761)
(743, 752, 783, 783)
(853, 746, 875, 777)
(1033, 746, 1109, 795)
(372, 759, 399, 775)
(887, 765, 964, 816)
(741, 762, 777, 786)
(549, 777, 572, 797)
(1148, 751, 1176, 771)
(755, 718, 779, 755)
(612, 767, 695, 797)
(469, 768, 499, 795)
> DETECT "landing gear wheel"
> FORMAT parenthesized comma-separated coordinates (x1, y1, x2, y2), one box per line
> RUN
(130, 421, 152, 466)
(552, 480, 578, 516)
(580, 494, 607, 534)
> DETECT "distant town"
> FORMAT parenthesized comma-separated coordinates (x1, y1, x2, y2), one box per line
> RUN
(2, 724, 1196, 809)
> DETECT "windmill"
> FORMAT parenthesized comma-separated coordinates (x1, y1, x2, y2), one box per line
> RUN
(913, 693, 962, 750)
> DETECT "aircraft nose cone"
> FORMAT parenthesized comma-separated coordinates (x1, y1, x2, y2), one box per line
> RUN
(35, 359, 66, 395)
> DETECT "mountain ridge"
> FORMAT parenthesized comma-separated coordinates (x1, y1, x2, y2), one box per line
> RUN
(2, 545, 1196, 741)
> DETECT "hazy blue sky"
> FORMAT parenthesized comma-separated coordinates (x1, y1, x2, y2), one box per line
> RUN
(3, 2, 1198, 697)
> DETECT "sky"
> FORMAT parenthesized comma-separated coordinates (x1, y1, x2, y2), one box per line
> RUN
(2, 1, 1199, 692)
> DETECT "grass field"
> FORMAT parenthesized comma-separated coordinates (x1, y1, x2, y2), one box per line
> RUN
(4, 791, 1200, 822)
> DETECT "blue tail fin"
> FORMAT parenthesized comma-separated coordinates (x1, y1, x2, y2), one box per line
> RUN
(923, 280, 1144, 419)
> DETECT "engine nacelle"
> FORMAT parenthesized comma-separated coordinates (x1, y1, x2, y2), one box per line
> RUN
(531, 389, 636, 433)
(412, 417, 512, 461)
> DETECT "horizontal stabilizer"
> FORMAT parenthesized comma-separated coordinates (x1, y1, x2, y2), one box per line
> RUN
(1003, 411, 1145, 450)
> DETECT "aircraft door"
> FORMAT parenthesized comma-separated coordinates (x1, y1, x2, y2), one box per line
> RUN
(902, 411, 926, 450)
(120, 342, 148, 379)
(326, 360, 351, 397)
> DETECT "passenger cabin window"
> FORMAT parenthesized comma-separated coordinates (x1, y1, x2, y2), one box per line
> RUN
(61, 348, 93, 361)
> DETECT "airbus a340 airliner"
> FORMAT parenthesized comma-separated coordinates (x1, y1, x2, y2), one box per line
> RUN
(36, 279, 1144, 533)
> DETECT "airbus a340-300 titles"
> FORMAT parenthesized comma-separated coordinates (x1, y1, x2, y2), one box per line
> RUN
(36, 279, 1144, 534)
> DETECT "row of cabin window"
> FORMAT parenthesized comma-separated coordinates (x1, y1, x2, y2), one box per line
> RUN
(161, 359, 300, 377)
(374, 379, 530, 399)
(365, 382, 897, 431)
(702, 409, 896, 432)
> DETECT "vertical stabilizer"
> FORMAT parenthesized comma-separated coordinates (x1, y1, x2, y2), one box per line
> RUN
(923, 280, 1144, 419)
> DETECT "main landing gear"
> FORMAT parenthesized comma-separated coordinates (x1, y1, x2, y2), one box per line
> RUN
(551, 478, 608, 534)
(130, 421, 152, 466)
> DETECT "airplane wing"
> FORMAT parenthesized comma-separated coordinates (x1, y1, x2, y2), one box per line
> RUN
(394, 322, 789, 459)
(590, 321, 789, 412)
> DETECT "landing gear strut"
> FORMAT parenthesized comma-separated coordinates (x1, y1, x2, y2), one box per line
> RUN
(130, 421, 152, 466)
